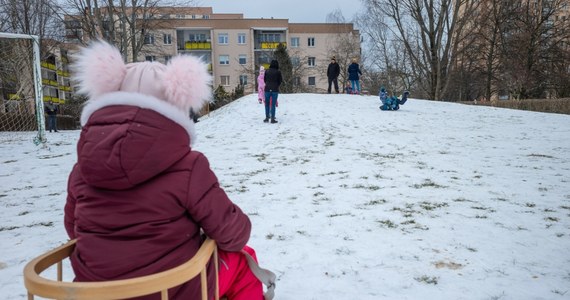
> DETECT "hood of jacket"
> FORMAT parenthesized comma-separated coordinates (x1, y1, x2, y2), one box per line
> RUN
(77, 91, 196, 190)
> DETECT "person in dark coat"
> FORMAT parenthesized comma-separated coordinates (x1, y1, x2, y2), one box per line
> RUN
(347, 58, 362, 94)
(44, 100, 59, 132)
(326, 57, 340, 94)
(65, 41, 266, 300)
(263, 59, 282, 123)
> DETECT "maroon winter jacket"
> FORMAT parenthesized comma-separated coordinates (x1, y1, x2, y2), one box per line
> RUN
(64, 93, 251, 299)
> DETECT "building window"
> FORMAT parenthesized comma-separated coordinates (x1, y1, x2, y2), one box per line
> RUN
(308, 37, 315, 47)
(308, 57, 316, 67)
(145, 56, 156, 62)
(163, 34, 172, 45)
(218, 33, 228, 44)
(239, 55, 247, 65)
(291, 56, 300, 67)
(219, 55, 230, 65)
(164, 56, 171, 64)
(259, 33, 281, 42)
(308, 77, 316, 86)
(293, 77, 301, 86)
(239, 75, 248, 86)
(221, 75, 230, 86)
(189, 33, 207, 42)
(238, 33, 246, 44)
(291, 37, 299, 48)
(144, 34, 155, 45)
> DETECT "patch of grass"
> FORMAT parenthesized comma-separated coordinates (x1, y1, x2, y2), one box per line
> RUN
(352, 184, 380, 191)
(414, 275, 438, 285)
(252, 153, 268, 161)
(411, 179, 446, 189)
(552, 290, 568, 296)
(434, 261, 463, 270)
(266, 233, 274, 240)
(365, 199, 387, 206)
(377, 219, 398, 228)
(453, 197, 474, 203)
(525, 203, 536, 208)
(545, 217, 559, 222)
(3, 160, 17, 163)
(0, 226, 19, 231)
(528, 153, 555, 159)
(471, 206, 495, 212)
(419, 201, 449, 211)
(327, 212, 352, 218)
(299, 171, 308, 175)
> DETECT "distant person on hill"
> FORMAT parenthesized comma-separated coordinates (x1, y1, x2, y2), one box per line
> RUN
(65, 40, 275, 300)
(380, 90, 410, 111)
(347, 58, 362, 94)
(326, 56, 340, 94)
(257, 65, 265, 104)
(263, 59, 282, 123)
(44, 100, 59, 132)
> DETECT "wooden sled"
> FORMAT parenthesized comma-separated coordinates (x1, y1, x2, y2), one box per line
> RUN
(23, 238, 219, 300)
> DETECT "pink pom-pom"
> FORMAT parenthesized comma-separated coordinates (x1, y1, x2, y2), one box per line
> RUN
(163, 55, 212, 113)
(71, 41, 126, 99)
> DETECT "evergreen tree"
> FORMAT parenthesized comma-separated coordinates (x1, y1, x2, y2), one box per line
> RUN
(273, 43, 293, 93)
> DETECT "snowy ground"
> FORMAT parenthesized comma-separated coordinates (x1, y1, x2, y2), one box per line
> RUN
(1, 93, 569, 299)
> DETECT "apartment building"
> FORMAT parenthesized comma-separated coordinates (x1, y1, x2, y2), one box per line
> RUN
(64, 6, 360, 94)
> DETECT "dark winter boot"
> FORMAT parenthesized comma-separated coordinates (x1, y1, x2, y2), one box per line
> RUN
(263, 117, 269, 123)
(271, 118, 278, 124)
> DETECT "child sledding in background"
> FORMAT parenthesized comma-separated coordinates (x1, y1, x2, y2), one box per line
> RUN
(344, 81, 353, 94)
(380, 87, 409, 110)
(66, 41, 275, 300)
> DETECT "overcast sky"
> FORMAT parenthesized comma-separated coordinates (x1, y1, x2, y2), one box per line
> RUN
(202, 0, 362, 23)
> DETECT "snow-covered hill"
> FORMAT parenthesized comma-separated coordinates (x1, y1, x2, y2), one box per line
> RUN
(1, 94, 569, 299)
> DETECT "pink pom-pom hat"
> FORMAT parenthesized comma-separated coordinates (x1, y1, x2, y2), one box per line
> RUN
(71, 40, 212, 114)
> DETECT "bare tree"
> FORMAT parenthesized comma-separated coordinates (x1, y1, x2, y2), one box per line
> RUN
(361, 0, 480, 100)
(356, 3, 417, 96)
(500, 0, 570, 99)
(61, 0, 197, 62)
(0, 0, 65, 116)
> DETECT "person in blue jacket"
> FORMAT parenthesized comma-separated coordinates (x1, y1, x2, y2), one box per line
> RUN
(347, 58, 362, 94)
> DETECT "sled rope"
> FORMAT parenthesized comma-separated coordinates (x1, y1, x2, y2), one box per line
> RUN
(241, 249, 276, 300)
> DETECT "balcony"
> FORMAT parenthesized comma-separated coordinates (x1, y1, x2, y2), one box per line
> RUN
(259, 42, 287, 49)
(184, 41, 212, 50)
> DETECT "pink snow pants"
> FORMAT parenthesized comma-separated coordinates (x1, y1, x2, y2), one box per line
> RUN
(217, 246, 263, 300)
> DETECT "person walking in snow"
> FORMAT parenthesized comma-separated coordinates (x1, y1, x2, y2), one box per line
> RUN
(257, 65, 265, 104)
(65, 41, 272, 300)
(347, 58, 362, 94)
(326, 56, 340, 94)
(264, 59, 282, 123)
(44, 100, 59, 132)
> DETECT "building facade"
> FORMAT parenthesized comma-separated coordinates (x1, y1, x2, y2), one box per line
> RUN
(64, 6, 360, 95)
